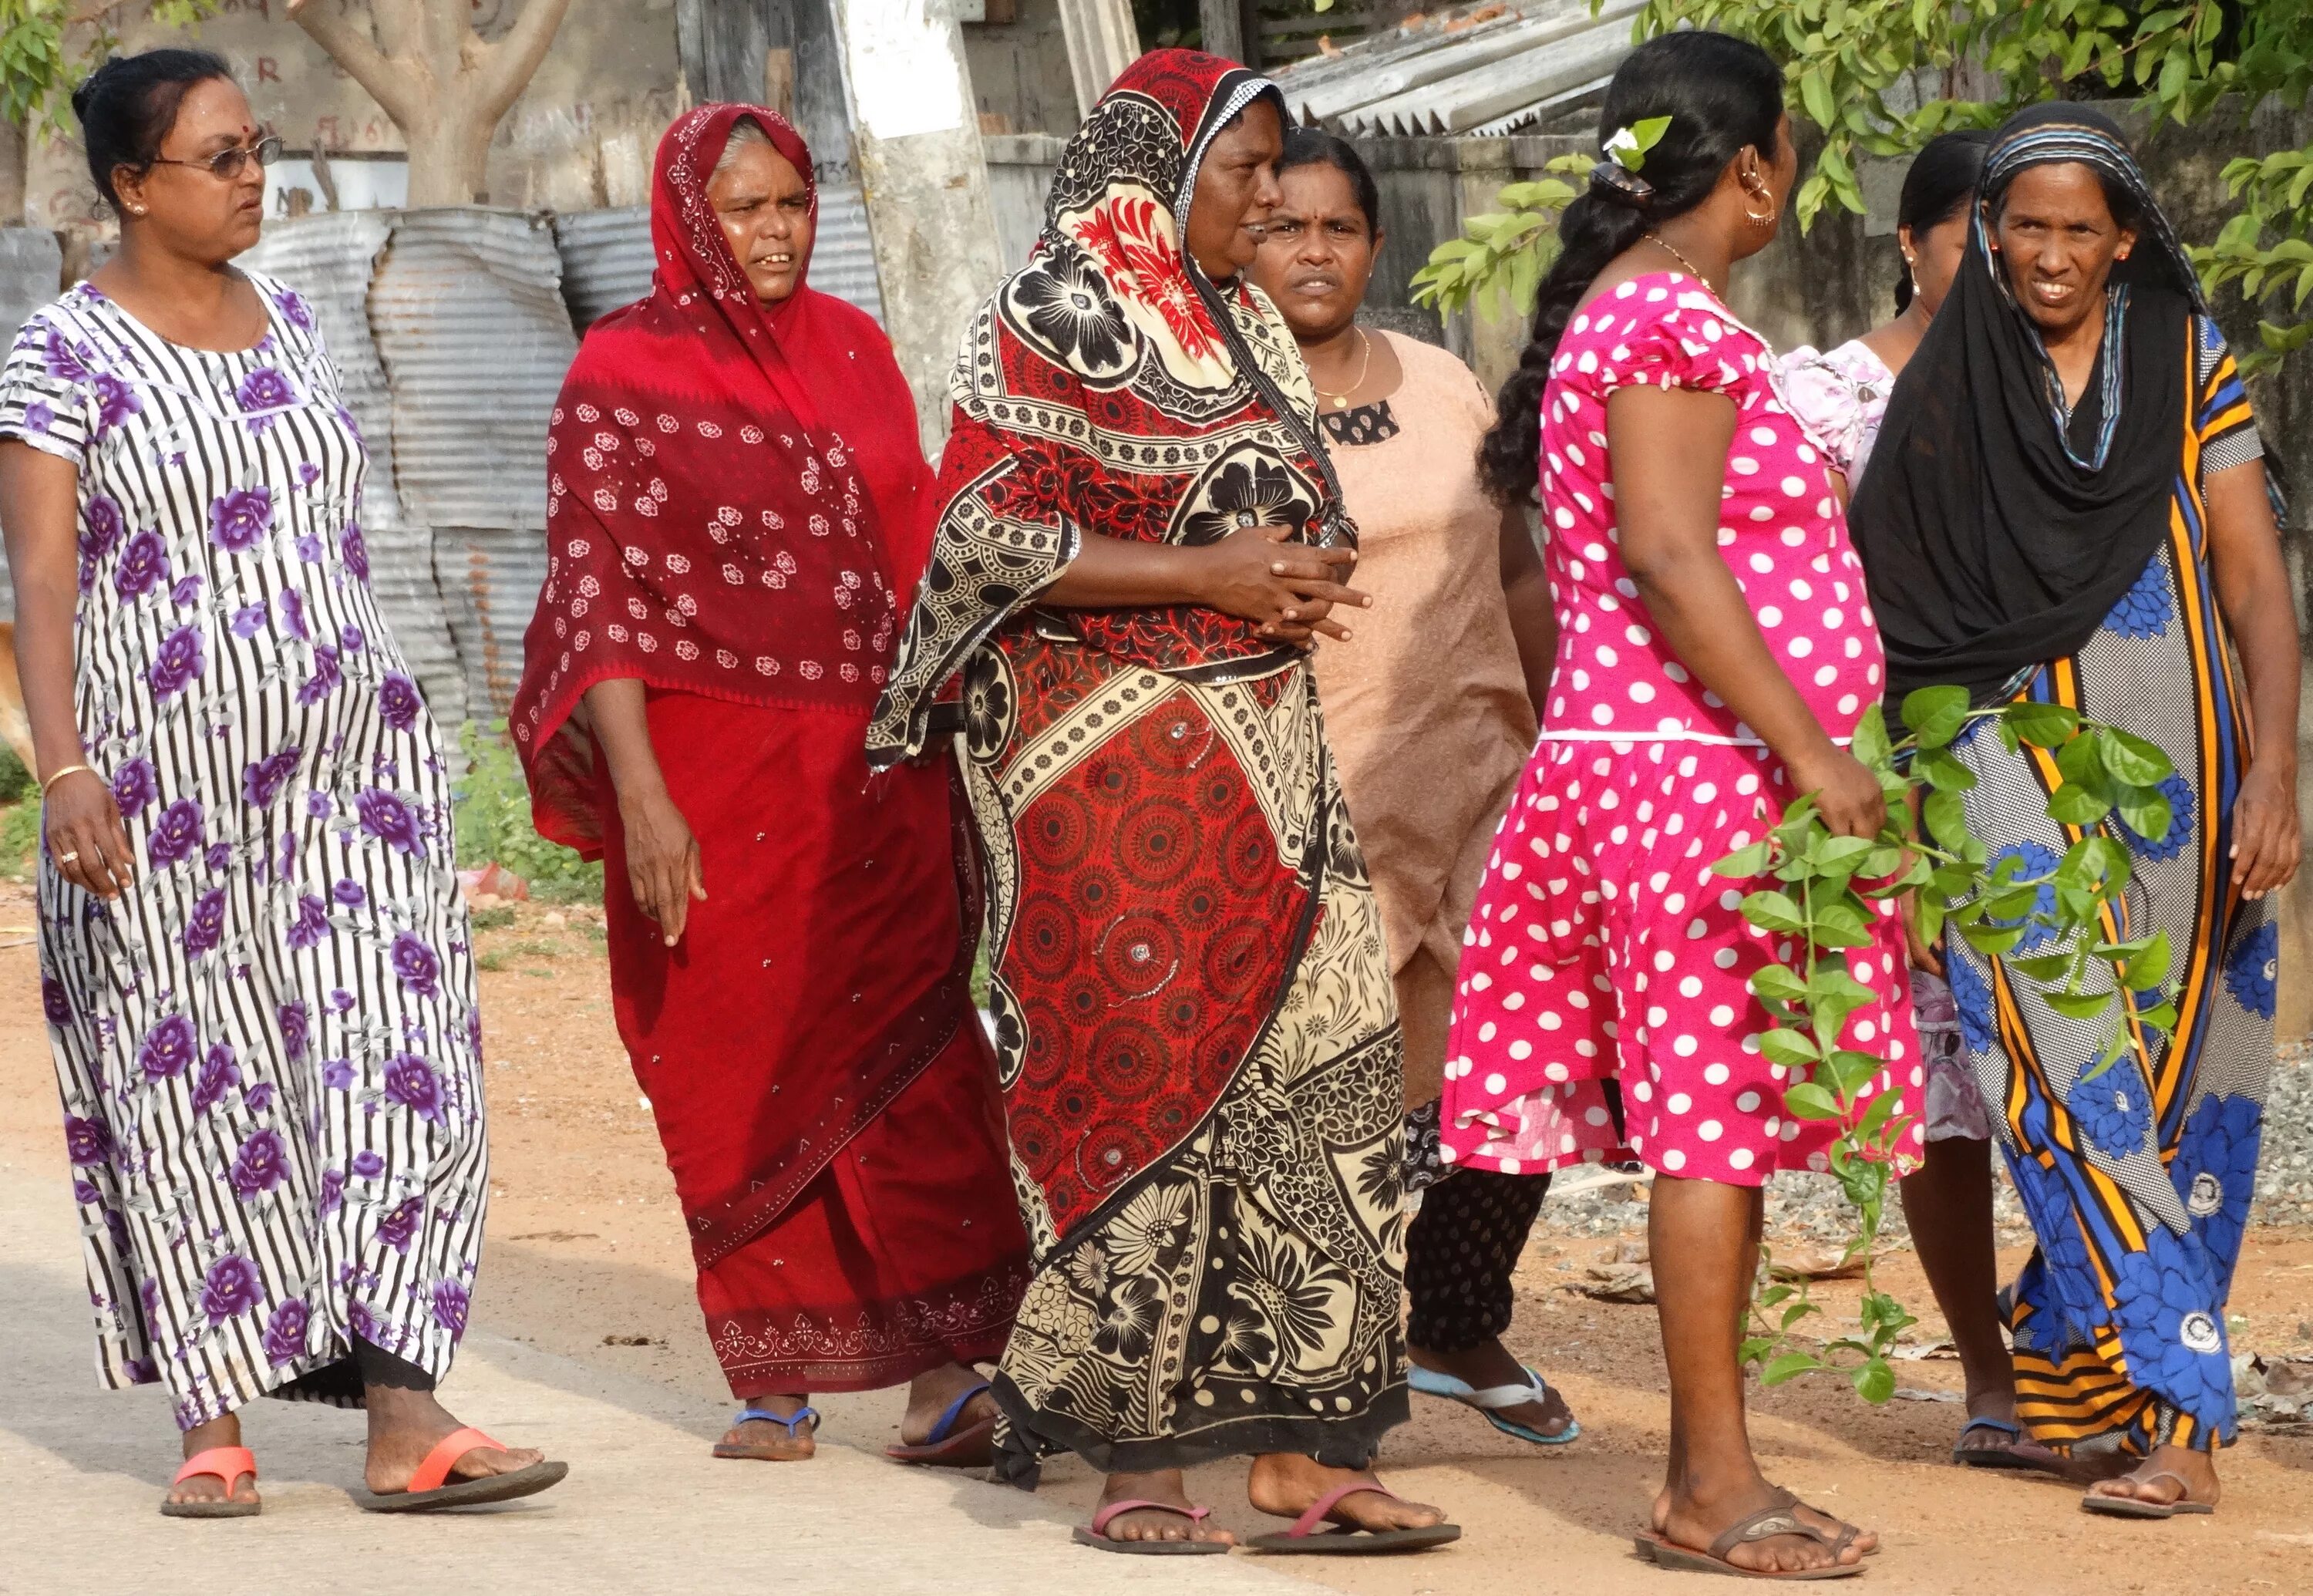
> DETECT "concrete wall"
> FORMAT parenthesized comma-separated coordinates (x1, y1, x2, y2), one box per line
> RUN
(27, 1, 682, 230)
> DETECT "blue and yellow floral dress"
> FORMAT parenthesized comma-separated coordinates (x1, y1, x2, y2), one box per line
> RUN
(1942, 315, 2271, 1458)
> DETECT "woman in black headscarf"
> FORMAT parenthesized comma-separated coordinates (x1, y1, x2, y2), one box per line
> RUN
(1851, 103, 2300, 1519)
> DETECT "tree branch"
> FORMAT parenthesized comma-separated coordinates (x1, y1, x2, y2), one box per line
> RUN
(473, 0, 575, 122)
(287, 0, 421, 126)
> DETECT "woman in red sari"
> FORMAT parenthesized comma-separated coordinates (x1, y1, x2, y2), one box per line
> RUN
(511, 104, 1029, 1465)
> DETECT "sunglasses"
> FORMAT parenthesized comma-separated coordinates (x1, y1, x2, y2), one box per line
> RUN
(147, 134, 284, 181)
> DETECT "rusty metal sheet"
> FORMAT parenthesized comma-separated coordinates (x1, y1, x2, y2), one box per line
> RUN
(433, 525, 550, 722)
(553, 205, 655, 332)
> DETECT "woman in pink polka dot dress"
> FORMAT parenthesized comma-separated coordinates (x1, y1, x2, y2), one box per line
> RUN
(1452, 32, 1919, 1577)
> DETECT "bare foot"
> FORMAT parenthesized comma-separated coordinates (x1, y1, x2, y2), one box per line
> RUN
(899, 1362, 995, 1447)
(717, 1392, 817, 1461)
(167, 1413, 258, 1510)
(1089, 1468, 1237, 1547)
(363, 1385, 547, 1493)
(1247, 1453, 1446, 1534)
(2086, 1446, 2220, 1510)
(1656, 1473, 1866, 1576)
(1410, 1338, 1576, 1439)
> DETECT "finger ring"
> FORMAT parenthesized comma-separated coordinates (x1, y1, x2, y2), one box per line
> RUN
(57, 850, 79, 863)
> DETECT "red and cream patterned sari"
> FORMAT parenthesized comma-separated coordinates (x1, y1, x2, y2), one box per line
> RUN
(868, 51, 1406, 1480)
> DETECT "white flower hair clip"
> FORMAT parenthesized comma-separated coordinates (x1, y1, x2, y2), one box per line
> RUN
(1593, 115, 1672, 205)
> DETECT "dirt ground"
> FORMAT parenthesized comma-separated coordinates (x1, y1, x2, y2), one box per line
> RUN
(2, 884, 2308, 1594)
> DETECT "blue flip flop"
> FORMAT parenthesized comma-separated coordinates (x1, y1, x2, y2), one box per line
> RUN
(887, 1380, 997, 1467)
(713, 1405, 820, 1460)
(1409, 1363, 1581, 1446)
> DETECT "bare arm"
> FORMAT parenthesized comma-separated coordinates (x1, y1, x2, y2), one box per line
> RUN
(1042, 524, 1370, 644)
(2205, 457, 2301, 899)
(1607, 384, 1884, 837)
(1498, 501, 1557, 713)
(581, 677, 704, 945)
(0, 441, 133, 897)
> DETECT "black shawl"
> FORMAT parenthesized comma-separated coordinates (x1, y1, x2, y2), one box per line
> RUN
(1849, 103, 2204, 723)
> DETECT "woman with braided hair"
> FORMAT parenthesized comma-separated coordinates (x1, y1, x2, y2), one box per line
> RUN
(1444, 30, 1921, 1576)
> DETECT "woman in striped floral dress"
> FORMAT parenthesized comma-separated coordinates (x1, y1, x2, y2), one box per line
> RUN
(0, 52, 558, 1517)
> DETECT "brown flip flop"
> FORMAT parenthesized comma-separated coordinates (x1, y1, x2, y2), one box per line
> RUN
(1635, 1504, 1865, 1580)
(2080, 1470, 2215, 1519)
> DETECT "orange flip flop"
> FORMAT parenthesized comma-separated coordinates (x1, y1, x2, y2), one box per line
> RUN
(349, 1426, 567, 1514)
(160, 1446, 261, 1519)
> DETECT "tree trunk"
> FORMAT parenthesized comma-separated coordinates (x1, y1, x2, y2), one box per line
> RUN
(401, 108, 499, 208)
(291, 0, 574, 211)
(0, 120, 25, 227)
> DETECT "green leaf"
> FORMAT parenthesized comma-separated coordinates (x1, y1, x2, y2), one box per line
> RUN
(2123, 931, 2173, 992)
(2045, 989, 2116, 1022)
(1903, 686, 1971, 749)
(1850, 703, 1891, 769)
(1922, 788, 1969, 850)
(2116, 786, 2173, 847)
(1762, 1352, 1821, 1386)
(2049, 781, 2116, 827)
(2003, 701, 2080, 748)
(1742, 891, 1809, 935)
(1783, 1082, 1844, 1120)
(1713, 840, 1774, 878)
(1749, 964, 1810, 1003)
(1851, 1358, 1897, 1405)
(2008, 951, 2074, 982)
(1823, 1048, 1883, 1095)
(1914, 746, 1977, 792)
(1958, 921, 2025, 957)
(2099, 728, 2173, 786)
(1759, 1028, 1823, 1069)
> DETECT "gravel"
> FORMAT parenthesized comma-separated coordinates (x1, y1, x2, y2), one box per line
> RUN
(1530, 1042, 2313, 1247)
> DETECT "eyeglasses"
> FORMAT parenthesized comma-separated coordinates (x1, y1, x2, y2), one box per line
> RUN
(147, 134, 284, 181)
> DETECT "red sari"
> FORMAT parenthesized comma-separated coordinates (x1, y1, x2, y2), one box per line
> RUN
(512, 104, 1027, 1395)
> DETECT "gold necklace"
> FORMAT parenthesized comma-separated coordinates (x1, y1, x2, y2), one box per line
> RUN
(1311, 327, 1372, 412)
(1645, 232, 1709, 284)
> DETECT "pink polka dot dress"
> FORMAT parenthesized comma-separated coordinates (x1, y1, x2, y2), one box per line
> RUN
(1439, 271, 1925, 1186)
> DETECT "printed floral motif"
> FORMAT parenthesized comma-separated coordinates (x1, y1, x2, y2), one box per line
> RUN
(2224, 919, 2278, 1019)
(2110, 1225, 2234, 1432)
(1985, 841, 2064, 953)
(1944, 947, 1997, 1057)
(2065, 1058, 2154, 1159)
(208, 487, 274, 552)
(2171, 1093, 2261, 1268)
(261, 1298, 310, 1365)
(9, 275, 486, 1432)
(2103, 555, 2173, 638)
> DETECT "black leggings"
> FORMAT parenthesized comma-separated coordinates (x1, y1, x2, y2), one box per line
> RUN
(279, 1337, 436, 1405)
(1403, 1167, 1550, 1355)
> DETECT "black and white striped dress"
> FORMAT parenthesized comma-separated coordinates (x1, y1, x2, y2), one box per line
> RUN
(2, 275, 488, 1430)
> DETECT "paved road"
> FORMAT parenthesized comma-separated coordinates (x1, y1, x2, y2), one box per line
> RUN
(0, 1167, 1318, 1596)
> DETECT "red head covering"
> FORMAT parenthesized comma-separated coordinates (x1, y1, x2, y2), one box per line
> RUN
(513, 103, 931, 856)
(865, 50, 1347, 766)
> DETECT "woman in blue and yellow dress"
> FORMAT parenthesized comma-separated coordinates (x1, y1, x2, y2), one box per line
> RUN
(1851, 103, 2300, 1519)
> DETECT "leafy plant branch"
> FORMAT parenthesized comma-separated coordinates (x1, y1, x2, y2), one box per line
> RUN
(1714, 684, 2178, 1402)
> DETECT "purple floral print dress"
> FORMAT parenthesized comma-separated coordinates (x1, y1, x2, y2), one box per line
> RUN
(0, 275, 487, 1430)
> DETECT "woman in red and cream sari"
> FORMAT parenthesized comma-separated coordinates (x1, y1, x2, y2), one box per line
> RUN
(511, 104, 1028, 1466)
(870, 51, 1452, 1554)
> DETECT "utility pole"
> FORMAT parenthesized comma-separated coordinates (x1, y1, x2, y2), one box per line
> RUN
(826, 0, 1005, 455)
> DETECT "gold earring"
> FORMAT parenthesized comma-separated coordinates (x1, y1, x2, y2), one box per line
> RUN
(1743, 189, 1776, 226)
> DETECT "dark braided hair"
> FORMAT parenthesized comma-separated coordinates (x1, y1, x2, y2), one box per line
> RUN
(71, 49, 235, 210)
(1476, 32, 1785, 505)
(1891, 130, 1990, 311)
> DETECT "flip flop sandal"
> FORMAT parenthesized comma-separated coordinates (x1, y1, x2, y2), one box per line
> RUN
(160, 1446, 261, 1519)
(1766, 1487, 1878, 1557)
(1635, 1505, 1864, 1580)
(1246, 1481, 1462, 1555)
(713, 1405, 820, 1462)
(2080, 1470, 2215, 1519)
(887, 1381, 996, 1467)
(1409, 1362, 1581, 1446)
(350, 1426, 568, 1513)
(1071, 1498, 1231, 1555)
(1952, 1417, 2066, 1473)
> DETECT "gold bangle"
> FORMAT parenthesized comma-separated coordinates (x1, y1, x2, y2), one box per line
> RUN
(39, 763, 96, 795)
